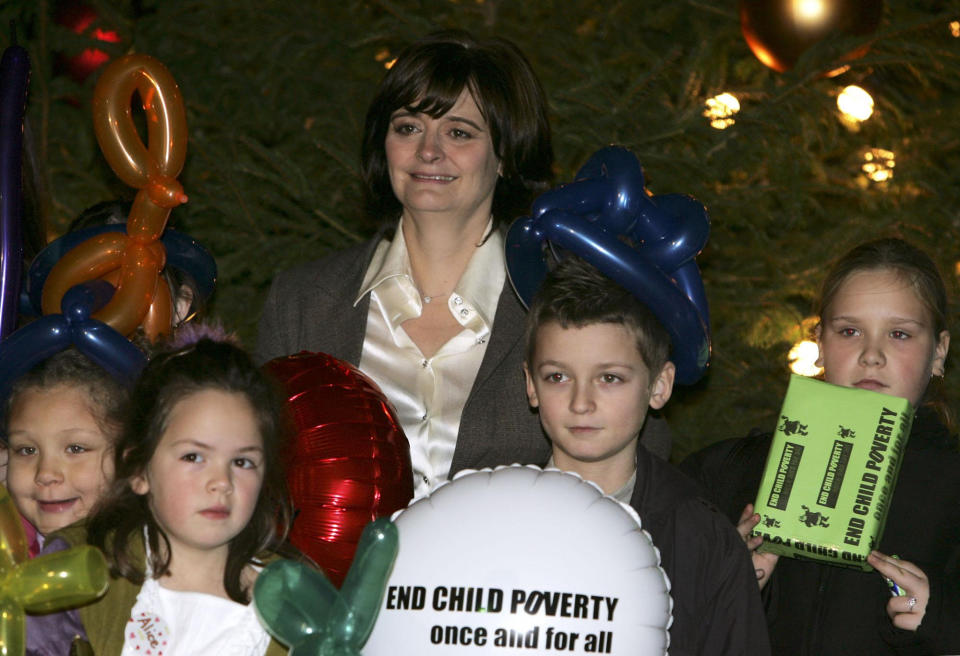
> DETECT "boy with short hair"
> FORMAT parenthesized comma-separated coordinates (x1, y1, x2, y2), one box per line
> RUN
(523, 257, 770, 656)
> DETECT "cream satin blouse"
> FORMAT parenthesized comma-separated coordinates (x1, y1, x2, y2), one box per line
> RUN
(356, 219, 505, 499)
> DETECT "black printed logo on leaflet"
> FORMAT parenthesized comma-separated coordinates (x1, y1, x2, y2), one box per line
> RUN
(778, 415, 808, 437)
(766, 441, 803, 511)
(837, 425, 856, 440)
(799, 504, 830, 528)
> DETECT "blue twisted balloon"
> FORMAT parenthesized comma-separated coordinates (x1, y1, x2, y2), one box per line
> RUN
(0, 280, 146, 405)
(505, 146, 711, 385)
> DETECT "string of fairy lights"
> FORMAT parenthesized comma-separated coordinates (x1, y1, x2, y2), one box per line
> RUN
(701, 74, 888, 378)
(706, 15, 960, 377)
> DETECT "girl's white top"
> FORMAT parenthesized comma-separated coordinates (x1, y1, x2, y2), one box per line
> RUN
(120, 538, 270, 656)
(121, 577, 270, 656)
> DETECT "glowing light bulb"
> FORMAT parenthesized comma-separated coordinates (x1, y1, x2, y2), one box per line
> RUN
(374, 48, 396, 70)
(794, 0, 828, 27)
(837, 85, 874, 122)
(861, 148, 895, 183)
(950, 21, 959, 38)
(703, 92, 740, 130)
(789, 340, 823, 377)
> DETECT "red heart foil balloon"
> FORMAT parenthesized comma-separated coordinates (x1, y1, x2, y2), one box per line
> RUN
(264, 351, 413, 588)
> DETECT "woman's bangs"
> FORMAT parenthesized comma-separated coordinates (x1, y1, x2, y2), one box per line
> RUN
(406, 60, 476, 118)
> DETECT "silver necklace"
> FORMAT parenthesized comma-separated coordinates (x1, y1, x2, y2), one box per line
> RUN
(422, 291, 450, 304)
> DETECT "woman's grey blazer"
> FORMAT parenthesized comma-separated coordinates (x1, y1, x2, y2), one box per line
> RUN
(255, 235, 670, 479)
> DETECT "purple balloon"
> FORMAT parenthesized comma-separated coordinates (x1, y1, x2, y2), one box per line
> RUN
(0, 44, 30, 340)
(506, 146, 711, 385)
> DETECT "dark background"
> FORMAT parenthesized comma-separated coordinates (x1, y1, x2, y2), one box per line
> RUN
(3, 0, 958, 460)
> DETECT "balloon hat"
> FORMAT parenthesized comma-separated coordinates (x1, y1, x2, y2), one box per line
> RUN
(505, 146, 711, 385)
(39, 53, 189, 342)
(23, 223, 217, 320)
(0, 280, 147, 410)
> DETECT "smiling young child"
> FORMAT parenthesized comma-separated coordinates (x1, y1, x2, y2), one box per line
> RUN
(523, 257, 770, 655)
(26, 337, 295, 656)
(4, 349, 127, 555)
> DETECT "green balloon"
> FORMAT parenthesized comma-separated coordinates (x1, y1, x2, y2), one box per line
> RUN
(334, 518, 399, 647)
(254, 518, 399, 656)
(254, 559, 343, 645)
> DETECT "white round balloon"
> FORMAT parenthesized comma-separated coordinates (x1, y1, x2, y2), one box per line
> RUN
(363, 465, 671, 655)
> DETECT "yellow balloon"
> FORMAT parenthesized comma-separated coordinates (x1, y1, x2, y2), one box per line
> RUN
(0, 487, 28, 576)
(17, 547, 109, 613)
(0, 485, 110, 656)
(0, 596, 25, 656)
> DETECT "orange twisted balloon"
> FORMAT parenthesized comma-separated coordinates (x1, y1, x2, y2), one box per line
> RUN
(41, 54, 187, 340)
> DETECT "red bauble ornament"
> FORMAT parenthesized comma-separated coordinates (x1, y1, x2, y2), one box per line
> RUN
(54, 0, 122, 82)
(264, 351, 413, 588)
(740, 0, 883, 73)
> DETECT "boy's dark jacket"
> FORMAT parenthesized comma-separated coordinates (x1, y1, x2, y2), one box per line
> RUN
(680, 406, 960, 655)
(631, 444, 771, 655)
(26, 523, 288, 655)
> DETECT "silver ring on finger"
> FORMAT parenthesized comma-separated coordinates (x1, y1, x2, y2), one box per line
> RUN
(907, 596, 918, 612)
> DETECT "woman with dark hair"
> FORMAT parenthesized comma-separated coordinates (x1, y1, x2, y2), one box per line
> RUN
(256, 29, 669, 499)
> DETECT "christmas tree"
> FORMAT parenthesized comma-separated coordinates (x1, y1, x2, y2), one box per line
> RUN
(2, 0, 958, 458)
